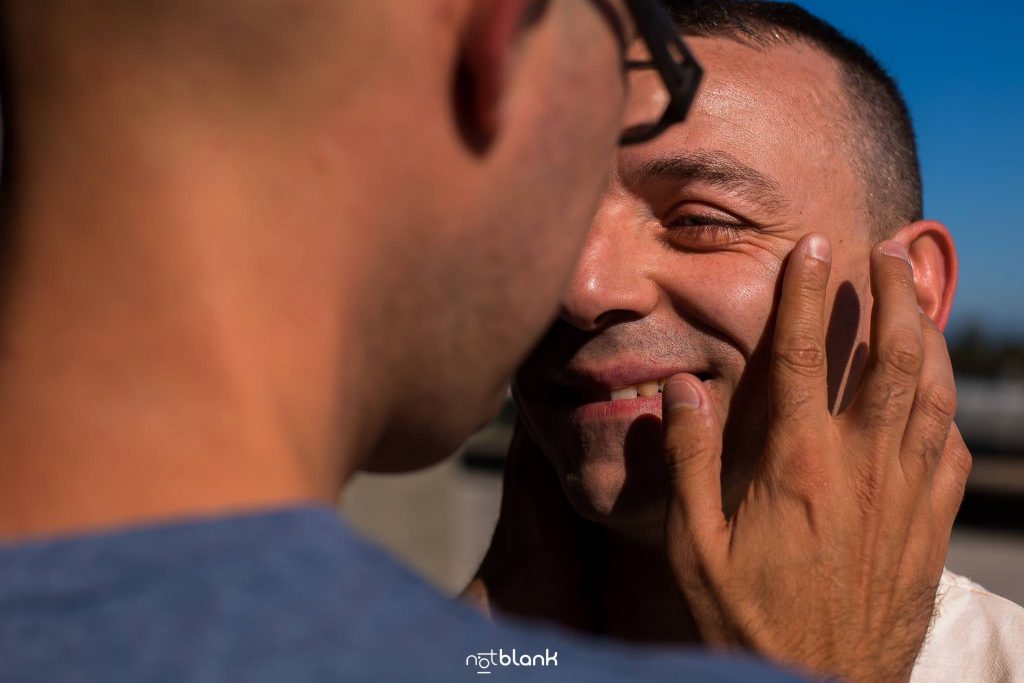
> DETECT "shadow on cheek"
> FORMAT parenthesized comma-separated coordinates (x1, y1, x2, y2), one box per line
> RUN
(826, 281, 864, 414)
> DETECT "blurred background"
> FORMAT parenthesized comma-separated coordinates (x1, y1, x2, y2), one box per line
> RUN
(344, 0, 1024, 606)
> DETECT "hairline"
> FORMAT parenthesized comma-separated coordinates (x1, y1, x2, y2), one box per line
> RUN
(675, 25, 913, 242)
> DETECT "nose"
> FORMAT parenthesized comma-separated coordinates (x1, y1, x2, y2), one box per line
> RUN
(559, 202, 660, 331)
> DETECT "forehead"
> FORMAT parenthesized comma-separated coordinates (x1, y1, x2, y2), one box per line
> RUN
(623, 35, 860, 217)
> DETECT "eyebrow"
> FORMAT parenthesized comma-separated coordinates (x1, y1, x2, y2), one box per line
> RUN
(620, 150, 789, 214)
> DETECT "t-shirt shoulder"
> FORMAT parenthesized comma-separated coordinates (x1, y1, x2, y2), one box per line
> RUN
(911, 569, 1024, 683)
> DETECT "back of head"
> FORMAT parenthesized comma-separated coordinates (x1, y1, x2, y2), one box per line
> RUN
(0, 0, 636, 537)
(659, 0, 923, 241)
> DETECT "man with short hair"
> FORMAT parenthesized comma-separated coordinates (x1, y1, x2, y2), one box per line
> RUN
(470, 2, 1023, 681)
(0, 0, 971, 681)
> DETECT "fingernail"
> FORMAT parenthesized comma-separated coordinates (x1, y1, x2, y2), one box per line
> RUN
(880, 241, 910, 262)
(664, 378, 701, 409)
(805, 234, 831, 262)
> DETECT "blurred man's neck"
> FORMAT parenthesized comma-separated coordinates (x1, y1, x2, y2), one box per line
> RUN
(0, 98, 378, 540)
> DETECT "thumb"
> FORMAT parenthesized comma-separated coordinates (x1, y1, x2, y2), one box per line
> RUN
(663, 375, 727, 550)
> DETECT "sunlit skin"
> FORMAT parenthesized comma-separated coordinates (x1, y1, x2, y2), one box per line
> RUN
(511, 36, 957, 640)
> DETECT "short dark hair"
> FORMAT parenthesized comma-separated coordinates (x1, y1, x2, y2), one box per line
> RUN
(660, 0, 922, 240)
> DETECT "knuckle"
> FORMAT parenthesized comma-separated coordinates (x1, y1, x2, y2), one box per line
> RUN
(664, 443, 712, 482)
(790, 460, 829, 497)
(775, 335, 826, 376)
(863, 382, 913, 427)
(877, 332, 924, 378)
(950, 447, 973, 482)
(767, 438, 828, 495)
(663, 453, 687, 483)
(916, 384, 958, 425)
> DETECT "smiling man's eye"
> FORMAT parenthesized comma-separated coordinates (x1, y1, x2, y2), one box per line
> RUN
(663, 213, 745, 246)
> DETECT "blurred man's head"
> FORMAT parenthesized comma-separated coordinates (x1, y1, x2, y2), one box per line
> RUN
(514, 0, 958, 542)
(0, 0, 647, 487)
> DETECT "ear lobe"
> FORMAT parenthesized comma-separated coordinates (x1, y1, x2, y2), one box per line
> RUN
(892, 220, 958, 331)
(456, 0, 547, 152)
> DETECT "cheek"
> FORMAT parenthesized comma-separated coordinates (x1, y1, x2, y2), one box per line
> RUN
(659, 252, 781, 358)
(652, 252, 781, 434)
(717, 276, 777, 351)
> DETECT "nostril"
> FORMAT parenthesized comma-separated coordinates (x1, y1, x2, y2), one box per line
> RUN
(592, 309, 646, 329)
(558, 306, 645, 332)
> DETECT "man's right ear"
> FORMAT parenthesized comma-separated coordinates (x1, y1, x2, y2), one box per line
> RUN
(890, 220, 958, 332)
(455, 0, 549, 153)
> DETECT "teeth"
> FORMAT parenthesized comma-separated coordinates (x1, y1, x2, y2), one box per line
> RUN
(610, 386, 639, 401)
(608, 378, 674, 401)
(637, 381, 659, 397)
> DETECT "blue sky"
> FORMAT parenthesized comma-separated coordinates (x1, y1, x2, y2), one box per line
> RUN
(792, 0, 1024, 336)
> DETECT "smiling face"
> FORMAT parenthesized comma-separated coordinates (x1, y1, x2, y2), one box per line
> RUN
(515, 36, 880, 541)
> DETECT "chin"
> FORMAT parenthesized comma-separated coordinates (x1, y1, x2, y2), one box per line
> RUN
(363, 387, 508, 474)
(562, 460, 668, 545)
(361, 432, 450, 474)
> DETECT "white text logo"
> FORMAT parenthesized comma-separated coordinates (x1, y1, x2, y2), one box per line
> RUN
(465, 648, 559, 675)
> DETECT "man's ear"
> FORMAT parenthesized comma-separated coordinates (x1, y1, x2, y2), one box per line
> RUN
(891, 220, 958, 332)
(456, 0, 549, 152)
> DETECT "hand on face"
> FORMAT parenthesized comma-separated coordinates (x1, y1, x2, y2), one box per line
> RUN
(661, 233, 970, 682)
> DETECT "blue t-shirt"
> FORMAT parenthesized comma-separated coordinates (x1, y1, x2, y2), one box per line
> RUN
(0, 506, 804, 682)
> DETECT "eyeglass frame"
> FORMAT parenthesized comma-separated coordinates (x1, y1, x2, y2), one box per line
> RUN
(619, 0, 703, 145)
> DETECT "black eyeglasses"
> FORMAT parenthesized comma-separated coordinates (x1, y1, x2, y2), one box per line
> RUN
(619, 0, 703, 145)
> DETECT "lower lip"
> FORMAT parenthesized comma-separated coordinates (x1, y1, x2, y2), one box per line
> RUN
(569, 394, 665, 423)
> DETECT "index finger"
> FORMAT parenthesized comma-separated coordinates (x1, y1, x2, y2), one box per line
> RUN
(768, 233, 833, 430)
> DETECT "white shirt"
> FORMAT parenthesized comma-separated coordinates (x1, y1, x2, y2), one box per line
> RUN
(912, 569, 1024, 682)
